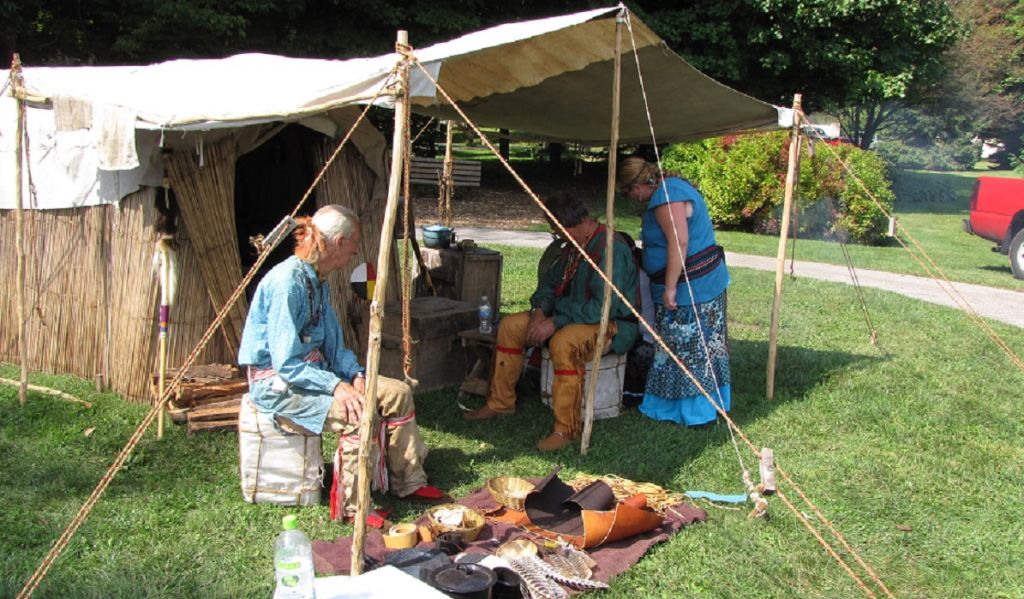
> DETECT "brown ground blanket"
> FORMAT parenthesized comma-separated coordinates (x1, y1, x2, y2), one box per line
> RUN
(313, 484, 706, 582)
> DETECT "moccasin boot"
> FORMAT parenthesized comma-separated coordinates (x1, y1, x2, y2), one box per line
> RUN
(536, 431, 572, 452)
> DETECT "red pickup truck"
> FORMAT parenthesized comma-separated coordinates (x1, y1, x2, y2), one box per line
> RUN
(963, 176, 1024, 279)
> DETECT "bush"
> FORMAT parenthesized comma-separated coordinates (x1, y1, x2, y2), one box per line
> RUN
(662, 132, 894, 245)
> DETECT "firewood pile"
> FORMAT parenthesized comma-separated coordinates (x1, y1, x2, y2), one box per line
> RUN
(152, 363, 247, 434)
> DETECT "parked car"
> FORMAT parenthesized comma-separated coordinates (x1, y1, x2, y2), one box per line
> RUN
(801, 125, 854, 146)
(962, 176, 1024, 279)
(824, 135, 854, 147)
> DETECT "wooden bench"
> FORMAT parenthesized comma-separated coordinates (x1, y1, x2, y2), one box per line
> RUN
(409, 156, 482, 187)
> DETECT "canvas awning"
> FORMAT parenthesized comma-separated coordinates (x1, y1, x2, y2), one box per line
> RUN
(411, 6, 788, 144)
(1, 4, 787, 209)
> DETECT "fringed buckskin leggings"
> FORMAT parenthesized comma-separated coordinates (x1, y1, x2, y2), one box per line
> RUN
(278, 376, 427, 519)
(486, 311, 616, 438)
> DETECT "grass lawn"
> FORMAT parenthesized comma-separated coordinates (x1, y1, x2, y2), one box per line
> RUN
(2, 245, 1023, 598)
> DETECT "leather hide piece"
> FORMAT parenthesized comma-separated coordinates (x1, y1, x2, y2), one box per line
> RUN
(524, 469, 664, 548)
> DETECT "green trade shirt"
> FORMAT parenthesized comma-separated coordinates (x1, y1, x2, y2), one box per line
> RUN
(530, 227, 639, 355)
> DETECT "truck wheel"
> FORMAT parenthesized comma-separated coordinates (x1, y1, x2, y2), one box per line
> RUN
(1011, 228, 1024, 280)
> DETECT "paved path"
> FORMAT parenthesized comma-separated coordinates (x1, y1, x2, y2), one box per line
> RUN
(456, 226, 1024, 329)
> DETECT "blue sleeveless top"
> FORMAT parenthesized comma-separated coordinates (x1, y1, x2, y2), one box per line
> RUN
(640, 177, 729, 305)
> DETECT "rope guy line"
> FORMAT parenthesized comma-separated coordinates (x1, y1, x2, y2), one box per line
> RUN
(409, 52, 893, 599)
(815, 135, 1024, 373)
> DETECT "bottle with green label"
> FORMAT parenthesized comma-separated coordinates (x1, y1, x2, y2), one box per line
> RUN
(273, 514, 316, 599)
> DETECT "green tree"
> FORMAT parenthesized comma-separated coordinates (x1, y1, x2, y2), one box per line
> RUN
(868, 0, 1024, 170)
(5, 0, 960, 153)
(630, 2, 959, 148)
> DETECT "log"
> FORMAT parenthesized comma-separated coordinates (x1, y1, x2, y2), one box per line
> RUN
(181, 363, 241, 379)
(0, 378, 92, 408)
(175, 380, 249, 404)
(186, 392, 245, 409)
(186, 397, 242, 421)
(187, 419, 238, 434)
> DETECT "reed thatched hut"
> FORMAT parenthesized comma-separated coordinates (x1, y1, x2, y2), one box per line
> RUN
(0, 55, 403, 401)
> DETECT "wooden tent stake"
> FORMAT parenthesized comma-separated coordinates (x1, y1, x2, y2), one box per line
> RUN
(766, 94, 803, 400)
(759, 447, 777, 495)
(351, 30, 410, 576)
(11, 54, 29, 406)
(581, 13, 624, 455)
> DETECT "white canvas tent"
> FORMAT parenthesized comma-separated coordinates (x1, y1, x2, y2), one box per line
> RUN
(2, 6, 788, 212)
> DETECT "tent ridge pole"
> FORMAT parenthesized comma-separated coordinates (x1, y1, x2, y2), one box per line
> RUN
(582, 13, 624, 455)
(11, 54, 29, 406)
(766, 94, 803, 400)
(351, 30, 410, 576)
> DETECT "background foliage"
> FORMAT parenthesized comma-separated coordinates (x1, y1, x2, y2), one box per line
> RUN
(662, 133, 894, 244)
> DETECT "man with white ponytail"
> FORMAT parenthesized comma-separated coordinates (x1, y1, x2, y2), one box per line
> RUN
(239, 204, 446, 523)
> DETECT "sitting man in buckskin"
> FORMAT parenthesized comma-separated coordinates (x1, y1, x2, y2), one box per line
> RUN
(238, 204, 445, 522)
(463, 192, 639, 451)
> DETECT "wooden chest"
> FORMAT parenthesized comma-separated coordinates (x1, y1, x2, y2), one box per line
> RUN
(375, 296, 478, 392)
(421, 246, 503, 311)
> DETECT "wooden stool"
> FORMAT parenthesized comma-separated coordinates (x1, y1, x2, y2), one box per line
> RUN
(238, 394, 323, 506)
(457, 328, 497, 397)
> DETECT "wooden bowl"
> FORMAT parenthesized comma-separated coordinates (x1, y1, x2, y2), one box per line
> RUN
(425, 504, 486, 542)
(487, 476, 534, 511)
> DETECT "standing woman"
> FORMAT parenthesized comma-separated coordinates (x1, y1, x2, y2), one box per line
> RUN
(617, 156, 731, 427)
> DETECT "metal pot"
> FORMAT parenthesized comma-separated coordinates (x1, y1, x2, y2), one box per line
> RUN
(427, 563, 496, 599)
(423, 224, 455, 249)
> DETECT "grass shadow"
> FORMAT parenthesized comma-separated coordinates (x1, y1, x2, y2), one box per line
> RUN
(977, 264, 1012, 275)
(410, 338, 877, 493)
(892, 199, 968, 216)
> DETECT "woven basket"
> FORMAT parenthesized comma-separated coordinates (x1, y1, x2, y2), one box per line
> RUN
(425, 504, 486, 542)
(486, 476, 534, 512)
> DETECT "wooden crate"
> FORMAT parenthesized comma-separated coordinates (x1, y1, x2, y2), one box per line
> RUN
(421, 246, 502, 311)
(374, 296, 478, 392)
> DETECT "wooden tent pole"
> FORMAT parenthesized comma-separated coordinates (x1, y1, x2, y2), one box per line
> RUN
(441, 120, 454, 229)
(11, 54, 29, 406)
(581, 12, 624, 455)
(351, 30, 410, 576)
(766, 94, 803, 400)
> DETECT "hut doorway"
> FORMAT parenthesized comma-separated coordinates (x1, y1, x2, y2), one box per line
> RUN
(234, 124, 325, 290)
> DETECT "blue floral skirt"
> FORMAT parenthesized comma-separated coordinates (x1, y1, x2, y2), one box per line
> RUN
(640, 291, 731, 426)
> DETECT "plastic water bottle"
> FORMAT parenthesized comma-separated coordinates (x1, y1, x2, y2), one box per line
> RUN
(479, 295, 493, 335)
(273, 514, 316, 599)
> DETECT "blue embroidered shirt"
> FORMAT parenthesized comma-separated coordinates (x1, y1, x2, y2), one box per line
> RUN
(238, 256, 362, 432)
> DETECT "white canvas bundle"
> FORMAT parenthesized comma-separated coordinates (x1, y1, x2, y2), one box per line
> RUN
(238, 394, 323, 506)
